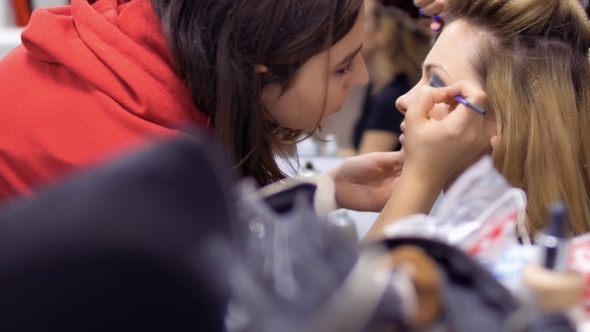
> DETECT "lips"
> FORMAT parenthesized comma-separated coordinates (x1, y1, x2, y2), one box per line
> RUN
(399, 122, 405, 144)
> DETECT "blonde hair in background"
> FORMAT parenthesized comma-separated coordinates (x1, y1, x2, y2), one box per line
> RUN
(446, 0, 590, 235)
(371, 4, 431, 85)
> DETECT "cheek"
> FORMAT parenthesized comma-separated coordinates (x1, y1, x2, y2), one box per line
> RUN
(294, 75, 347, 125)
(327, 77, 348, 107)
(262, 78, 328, 130)
(296, 74, 329, 116)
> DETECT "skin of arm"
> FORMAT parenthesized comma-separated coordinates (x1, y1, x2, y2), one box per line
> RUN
(364, 165, 444, 242)
(358, 130, 399, 155)
(363, 83, 489, 242)
(327, 151, 404, 212)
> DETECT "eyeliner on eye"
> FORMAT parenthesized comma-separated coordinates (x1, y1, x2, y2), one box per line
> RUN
(429, 72, 446, 88)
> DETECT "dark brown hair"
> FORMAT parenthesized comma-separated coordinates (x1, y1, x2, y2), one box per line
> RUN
(151, 0, 363, 185)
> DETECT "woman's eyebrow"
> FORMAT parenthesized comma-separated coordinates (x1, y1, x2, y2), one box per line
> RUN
(424, 63, 451, 79)
(335, 44, 363, 67)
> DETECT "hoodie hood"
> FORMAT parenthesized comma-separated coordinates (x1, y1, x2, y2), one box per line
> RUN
(21, 0, 205, 126)
(0, 0, 208, 201)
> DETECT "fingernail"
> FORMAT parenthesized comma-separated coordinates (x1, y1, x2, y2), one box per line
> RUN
(419, 8, 426, 16)
(433, 14, 442, 21)
(432, 21, 443, 32)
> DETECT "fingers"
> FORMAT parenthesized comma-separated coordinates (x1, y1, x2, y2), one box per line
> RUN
(369, 151, 404, 168)
(332, 151, 403, 178)
(431, 20, 443, 32)
(404, 81, 486, 123)
(404, 85, 447, 123)
(440, 81, 487, 108)
(413, 0, 445, 16)
(434, 11, 447, 21)
(436, 81, 487, 132)
(440, 99, 482, 136)
(430, 11, 446, 32)
(403, 80, 488, 149)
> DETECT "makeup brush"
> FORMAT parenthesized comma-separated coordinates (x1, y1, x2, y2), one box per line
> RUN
(430, 73, 487, 115)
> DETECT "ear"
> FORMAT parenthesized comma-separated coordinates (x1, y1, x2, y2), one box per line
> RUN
(490, 134, 499, 150)
(484, 120, 498, 151)
(255, 65, 269, 74)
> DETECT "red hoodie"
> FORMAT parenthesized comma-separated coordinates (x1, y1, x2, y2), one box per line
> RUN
(0, 0, 207, 201)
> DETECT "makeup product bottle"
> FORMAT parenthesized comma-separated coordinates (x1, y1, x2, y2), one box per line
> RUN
(521, 202, 585, 330)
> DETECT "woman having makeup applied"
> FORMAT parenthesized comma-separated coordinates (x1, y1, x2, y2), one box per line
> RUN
(368, 0, 590, 240)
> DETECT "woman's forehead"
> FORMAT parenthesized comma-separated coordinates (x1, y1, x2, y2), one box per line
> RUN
(425, 20, 480, 82)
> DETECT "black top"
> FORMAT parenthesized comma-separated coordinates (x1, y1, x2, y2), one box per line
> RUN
(353, 74, 410, 151)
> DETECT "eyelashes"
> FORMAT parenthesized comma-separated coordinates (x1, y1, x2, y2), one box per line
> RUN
(429, 72, 446, 88)
(337, 61, 355, 76)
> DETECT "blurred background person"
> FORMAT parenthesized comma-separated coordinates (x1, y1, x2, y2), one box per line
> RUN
(352, 0, 433, 154)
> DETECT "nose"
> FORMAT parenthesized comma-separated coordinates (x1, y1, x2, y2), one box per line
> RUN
(396, 83, 420, 116)
(396, 91, 410, 116)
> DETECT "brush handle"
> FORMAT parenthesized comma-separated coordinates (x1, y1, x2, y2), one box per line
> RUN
(453, 95, 486, 115)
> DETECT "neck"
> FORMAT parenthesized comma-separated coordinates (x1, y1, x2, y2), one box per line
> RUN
(442, 151, 490, 192)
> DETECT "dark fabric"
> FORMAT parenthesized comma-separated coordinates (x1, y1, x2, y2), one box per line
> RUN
(353, 74, 410, 151)
(0, 135, 234, 331)
(228, 186, 361, 332)
(523, 313, 576, 332)
(382, 237, 520, 332)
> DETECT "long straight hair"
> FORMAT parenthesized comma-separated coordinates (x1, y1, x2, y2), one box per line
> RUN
(446, 0, 590, 235)
(372, 5, 431, 85)
(151, 0, 363, 186)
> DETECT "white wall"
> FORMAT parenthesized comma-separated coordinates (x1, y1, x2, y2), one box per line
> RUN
(0, 27, 22, 58)
(0, 0, 15, 27)
(32, 0, 68, 8)
(1, 0, 66, 27)
(0, 0, 68, 59)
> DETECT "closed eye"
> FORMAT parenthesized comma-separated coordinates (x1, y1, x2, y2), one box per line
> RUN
(429, 72, 446, 88)
(337, 61, 355, 76)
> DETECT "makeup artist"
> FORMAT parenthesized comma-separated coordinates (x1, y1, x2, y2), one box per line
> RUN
(0, 0, 487, 220)
(0, 0, 364, 203)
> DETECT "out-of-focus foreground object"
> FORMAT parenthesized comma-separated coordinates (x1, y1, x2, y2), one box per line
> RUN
(0, 134, 235, 331)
